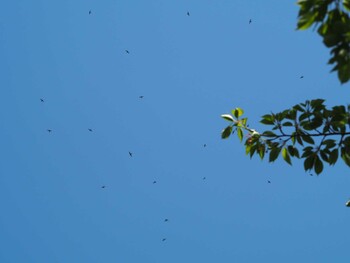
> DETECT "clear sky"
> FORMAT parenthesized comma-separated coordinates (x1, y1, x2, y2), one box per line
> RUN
(1, 1, 350, 262)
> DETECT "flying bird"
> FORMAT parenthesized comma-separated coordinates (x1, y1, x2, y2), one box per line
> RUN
(164, 219, 169, 222)
(203, 177, 206, 180)
(162, 238, 167, 242)
(139, 96, 144, 99)
(88, 129, 93, 132)
(40, 98, 44, 102)
(300, 76, 304, 79)
(249, 19, 252, 24)
(268, 180, 271, 184)
(187, 11, 190, 16)
(47, 129, 52, 133)
(129, 151, 133, 157)
(89, 10, 92, 15)
(125, 50, 130, 54)
(203, 144, 207, 147)
(153, 181, 157, 184)
(101, 186, 106, 189)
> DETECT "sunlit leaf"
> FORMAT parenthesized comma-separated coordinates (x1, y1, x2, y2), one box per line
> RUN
(282, 148, 292, 165)
(221, 114, 234, 122)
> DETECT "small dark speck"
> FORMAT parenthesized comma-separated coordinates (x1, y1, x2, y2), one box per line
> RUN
(187, 11, 190, 16)
(203, 144, 207, 147)
(249, 19, 252, 24)
(153, 181, 157, 184)
(129, 152, 133, 157)
(139, 96, 144, 99)
(203, 177, 206, 180)
(267, 180, 271, 184)
(40, 98, 44, 102)
(300, 76, 304, 79)
(125, 50, 130, 54)
(89, 10, 92, 15)
(101, 186, 106, 189)
(162, 238, 167, 242)
(47, 129, 52, 133)
(164, 219, 169, 222)
(88, 129, 93, 132)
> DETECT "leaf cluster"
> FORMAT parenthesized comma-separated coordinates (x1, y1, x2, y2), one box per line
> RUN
(297, 0, 350, 83)
(221, 99, 350, 174)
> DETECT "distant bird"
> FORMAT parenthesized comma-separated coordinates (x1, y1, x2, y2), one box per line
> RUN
(268, 180, 271, 184)
(125, 50, 130, 54)
(162, 238, 167, 242)
(203, 144, 207, 147)
(89, 10, 92, 15)
(300, 76, 304, 79)
(346, 200, 350, 207)
(88, 128, 93, 132)
(187, 11, 190, 16)
(164, 219, 169, 222)
(101, 186, 106, 189)
(249, 19, 252, 24)
(203, 177, 206, 180)
(47, 129, 52, 133)
(40, 98, 44, 102)
(139, 96, 144, 99)
(129, 151, 133, 157)
(153, 181, 157, 184)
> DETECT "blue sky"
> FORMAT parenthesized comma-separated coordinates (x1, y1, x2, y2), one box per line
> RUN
(1, 0, 350, 262)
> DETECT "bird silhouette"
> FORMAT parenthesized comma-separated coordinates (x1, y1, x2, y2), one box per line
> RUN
(203, 144, 206, 147)
(187, 11, 190, 16)
(88, 129, 93, 132)
(89, 10, 92, 15)
(125, 50, 130, 54)
(129, 151, 133, 157)
(40, 98, 44, 102)
(268, 180, 271, 183)
(47, 129, 52, 133)
(300, 76, 304, 79)
(162, 238, 167, 242)
(101, 186, 106, 189)
(139, 96, 144, 99)
(153, 181, 157, 184)
(346, 200, 350, 207)
(249, 19, 252, 24)
(164, 219, 169, 222)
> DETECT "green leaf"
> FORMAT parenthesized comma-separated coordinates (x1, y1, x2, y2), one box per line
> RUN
(297, 11, 317, 30)
(320, 150, 329, 162)
(338, 61, 350, 84)
(237, 127, 243, 142)
(344, 0, 350, 12)
(282, 148, 292, 165)
(232, 108, 244, 118)
(221, 114, 234, 122)
(329, 149, 338, 165)
(269, 148, 281, 162)
(258, 145, 265, 160)
(302, 135, 315, 144)
(322, 139, 336, 148)
(304, 156, 314, 171)
(221, 126, 233, 139)
(282, 121, 294, 127)
(314, 155, 323, 175)
(261, 131, 276, 137)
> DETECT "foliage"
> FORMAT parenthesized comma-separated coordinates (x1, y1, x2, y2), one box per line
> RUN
(221, 101, 350, 175)
(221, 1, 350, 175)
(297, 0, 350, 83)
